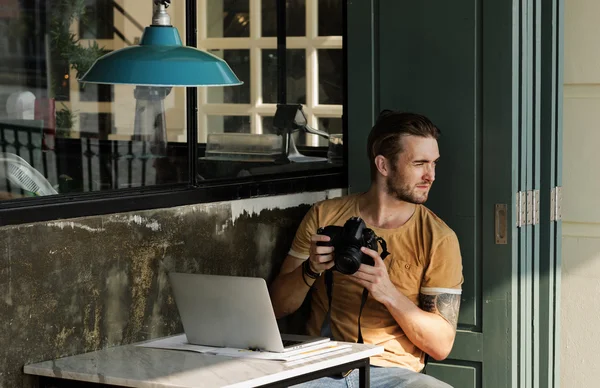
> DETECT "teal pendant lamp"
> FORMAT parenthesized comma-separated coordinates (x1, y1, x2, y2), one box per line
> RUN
(79, 0, 242, 87)
(79, 0, 242, 157)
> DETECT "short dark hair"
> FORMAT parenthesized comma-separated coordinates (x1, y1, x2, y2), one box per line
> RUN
(367, 110, 441, 181)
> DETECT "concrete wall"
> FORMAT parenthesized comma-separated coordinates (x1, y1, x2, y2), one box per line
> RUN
(0, 189, 343, 387)
(561, 0, 600, 386)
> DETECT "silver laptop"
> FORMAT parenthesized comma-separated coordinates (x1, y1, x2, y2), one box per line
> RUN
(168, 272, 330, 353)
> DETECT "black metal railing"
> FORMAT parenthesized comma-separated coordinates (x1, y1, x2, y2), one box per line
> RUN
(0, 120, 52, 196)
(0, 121, 189, 197)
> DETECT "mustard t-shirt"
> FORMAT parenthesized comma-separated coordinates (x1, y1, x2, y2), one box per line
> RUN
(289, 193, 463, 372)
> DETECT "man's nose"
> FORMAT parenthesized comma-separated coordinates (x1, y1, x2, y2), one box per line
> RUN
(424, 165, 435, 182)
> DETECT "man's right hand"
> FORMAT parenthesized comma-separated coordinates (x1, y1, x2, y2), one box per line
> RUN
(308, 234, 336, 274)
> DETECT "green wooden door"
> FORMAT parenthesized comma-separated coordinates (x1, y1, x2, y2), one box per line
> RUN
(538, 0, 564, 387)
(346, 1, 563, 387)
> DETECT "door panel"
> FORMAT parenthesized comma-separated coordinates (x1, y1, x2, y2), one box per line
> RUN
(346, 1, 562, 387)
(426, 363, 480, 388)
(376, 0, 481, 333)
(539, 0, 563, 387)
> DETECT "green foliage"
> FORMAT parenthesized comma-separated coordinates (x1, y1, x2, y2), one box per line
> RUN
(55, 103, 77, 135)
(49, 0, 106, 81)
(48, 0, 106, 133)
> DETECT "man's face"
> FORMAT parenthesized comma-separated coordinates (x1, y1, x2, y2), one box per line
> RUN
(385, 135, 440, 204)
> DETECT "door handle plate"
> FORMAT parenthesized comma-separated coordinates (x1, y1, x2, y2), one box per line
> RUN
(495, 204, 508, 244)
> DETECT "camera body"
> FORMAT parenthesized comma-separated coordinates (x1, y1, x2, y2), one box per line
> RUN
(316, 216, 381, 275)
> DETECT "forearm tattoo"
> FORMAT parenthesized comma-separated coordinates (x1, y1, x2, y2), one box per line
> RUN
(419, 293, 461, 329)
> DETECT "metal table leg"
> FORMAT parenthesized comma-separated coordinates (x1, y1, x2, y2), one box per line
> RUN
(358, 357, 370, 388)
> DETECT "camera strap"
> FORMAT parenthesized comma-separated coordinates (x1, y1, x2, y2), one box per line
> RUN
(320, 237, 390, 344)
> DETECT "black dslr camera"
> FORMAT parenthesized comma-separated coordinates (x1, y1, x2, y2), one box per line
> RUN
(316, 217, 388, 275)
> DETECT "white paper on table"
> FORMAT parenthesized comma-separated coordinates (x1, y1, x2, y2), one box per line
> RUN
(137, 334, 351, 362)
(137, 334, 216, 353)
(284, 347, 354, 366)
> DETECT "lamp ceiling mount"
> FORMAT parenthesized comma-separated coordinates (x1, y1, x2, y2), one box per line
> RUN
(153, 0, 171, 26)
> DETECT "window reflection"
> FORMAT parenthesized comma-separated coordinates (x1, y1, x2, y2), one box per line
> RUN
(318, 0, 343, 36)
(207, 50, 251, 104)
(262, 0, 306, 37)
(318, 50, 343, 105)
(0, 1, 189, 201)
(196, 0, 344, 180)
(262, 49, 306, 105)
(207, 116, 251, 134)
(207, 0, 250, 38)
(79, 0, 114, 40)
(0, 0, 345, 201)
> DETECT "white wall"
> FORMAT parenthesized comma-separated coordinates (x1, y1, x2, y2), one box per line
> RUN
(561, 0, 600, 386)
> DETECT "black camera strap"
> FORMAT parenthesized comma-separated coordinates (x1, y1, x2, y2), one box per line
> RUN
(320, 237, 390, 344)
(319, 269, 335, 340)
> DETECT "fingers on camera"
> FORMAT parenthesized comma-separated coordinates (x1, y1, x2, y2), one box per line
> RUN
(316, 254, 333, 264)
(311, 234, 331, 242)
(315, 245, 334, 255)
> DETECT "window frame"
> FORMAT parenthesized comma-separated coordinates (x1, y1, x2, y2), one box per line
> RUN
(195, 0, 343, 144)
(0, 0, 348, 227)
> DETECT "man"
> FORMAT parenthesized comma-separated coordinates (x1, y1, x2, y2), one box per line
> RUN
(269, 110, 463, 388)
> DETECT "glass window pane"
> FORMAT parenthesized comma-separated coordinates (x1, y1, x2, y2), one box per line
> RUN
(262, 49, 306, 104)
(262, 116, 276, 134)
(79, 112, 114, 138)
(0, 2, 189, 201)
(318, 0, 343, 36)
(50, 60, 71, 102)
(80, 0, 114, 39)
(318, 49, 343, 105)
(262, 0, 305, 37)
(207, 0, 250, 38)
(207, 115, 251, 134)
(79, 83, 114, 102)
(318, 117, 343, 134)
(207, 50, 250, 104)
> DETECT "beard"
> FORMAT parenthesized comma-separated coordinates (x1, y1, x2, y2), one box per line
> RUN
(385, 174, 431, 204)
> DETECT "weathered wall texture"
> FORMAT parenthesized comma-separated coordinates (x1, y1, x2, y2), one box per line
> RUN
(0, 189, 343, 387)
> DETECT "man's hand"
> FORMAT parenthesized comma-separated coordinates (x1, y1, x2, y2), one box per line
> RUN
(308, 234, 336, 274)
(350, 246, 399, 306)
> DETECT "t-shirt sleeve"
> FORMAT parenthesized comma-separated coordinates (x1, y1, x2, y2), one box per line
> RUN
(420, 232, 464, 296)
(288, 204, 320, 259)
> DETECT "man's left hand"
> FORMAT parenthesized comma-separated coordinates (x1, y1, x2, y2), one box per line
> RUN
(350, 247, 399, 306)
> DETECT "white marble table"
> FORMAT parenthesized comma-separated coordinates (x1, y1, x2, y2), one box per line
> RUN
(24, 340, 384, 388)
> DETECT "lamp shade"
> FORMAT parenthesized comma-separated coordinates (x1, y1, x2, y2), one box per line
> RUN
(79, 26, 243, 87)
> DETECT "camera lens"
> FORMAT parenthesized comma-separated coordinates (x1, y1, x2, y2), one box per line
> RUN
(335, 246, 363, 275)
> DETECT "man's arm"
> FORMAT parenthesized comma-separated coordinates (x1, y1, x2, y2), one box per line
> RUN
(351, 247, 460, 361)
(269, 235, 335, 319)
(419, 292, 461, 329)
(269, 255, 312, 319)
(385, 290, 460, 360)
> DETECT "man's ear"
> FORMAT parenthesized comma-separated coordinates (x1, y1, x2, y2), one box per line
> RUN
(375, 155, 389, 177)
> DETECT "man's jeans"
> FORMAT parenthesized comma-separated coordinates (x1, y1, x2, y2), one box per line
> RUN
(291, 366, 453, 388)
